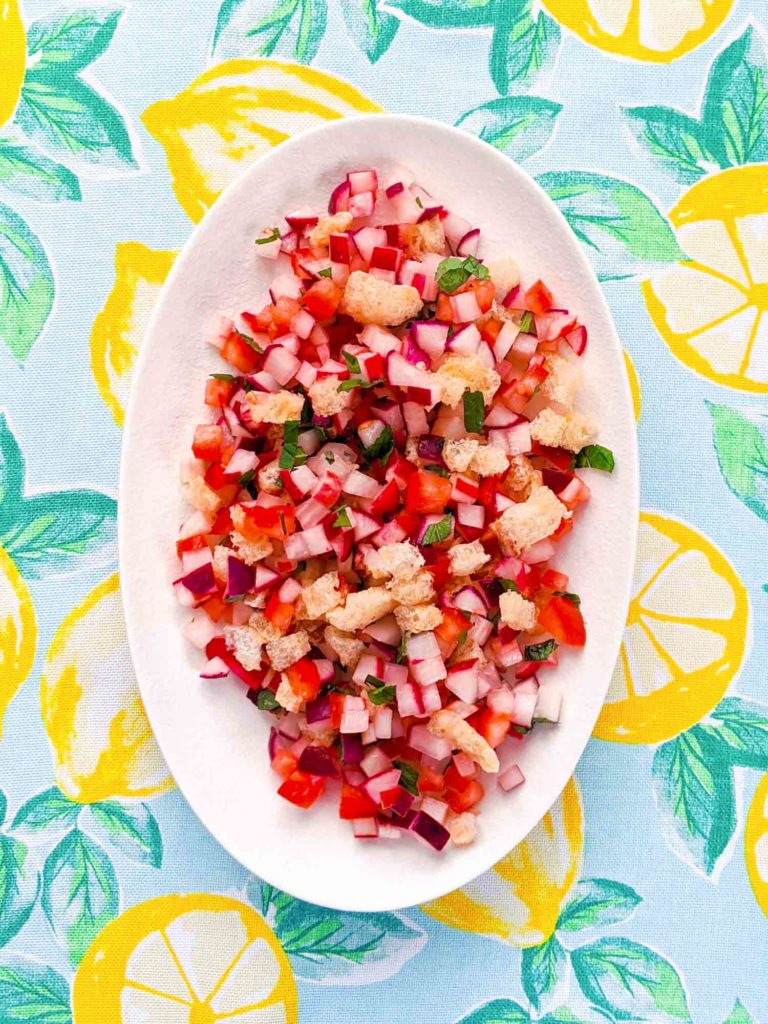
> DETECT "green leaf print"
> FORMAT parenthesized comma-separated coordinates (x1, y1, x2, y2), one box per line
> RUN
(724, 1000, 755, 1024)
(622, 106, 716, 185)
(381, 0, 496, 29)
(0, 957, 72, 1024)
(341, 0, 400, 63)
(571, 938, 692, 1022)
(539, 1013, 593, 1024)
(708, 403, 768, 524)
(456, 96, 561, 162)
(212, 0, 328, 63)
(16, 72, 137, 174)
(248, 879, 426, 982)
(556, 878, 641, 932)
(652, 729, 736, 876)
(702, 25, 768, 168)
(11, 789, 81, 839)
(41, 829, 118, 966)
(0, 202, 54, 363)
(0, 134, 81, 202)
(535, 171, 687, 281)
(0, 836, 39, 947)
(700, 698, 768, 770)
(25, 6, 124, 73)
(0, 794, 6, 829)
(489, 0, 560, 94)
(83, 802, 162, 868)
(520, 935, 565, 1009)
(0, 416, 23, 511)
(455, 1001, 530, 1024)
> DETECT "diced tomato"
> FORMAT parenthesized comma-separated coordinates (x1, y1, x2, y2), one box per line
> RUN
(176, 533, 206, 558)
(436, 293, 454, 323)
(423, 550, 452, 590)
(278, 771, 324, 809)
(192, 424, 223, 462)
(540, 568, 569, 591)
(479, 316, 503, 343)
(537, 594, 586, 647)
(205, 377, 236, 408)
(474, 707, 512, 748)
(551, 517, 573, 541)
(302, 279, 342, 321)
(239, 504, 296, 541)
(394, 510, 420, 536)
(313, 472, 343, 508)
(221, 331, 261, 373)
(417, 764, 444, 795)
(446, 779, 484, 813)
(284, 657, 321, 701)
(369, 478, 400, 517)
(291, 247, 327, 280)
(329, 693, 345, 731)
(210, 508, 233, 535)
(339, 783, 378, 820)
(530, 441, 574, 471)
(205, 636, 263, 684)
(435, 606, 471, 646)
(405, 471, 452, 515)
(271, 296, 302, 337)
(526, 279, 553, 315)
(271, 749, 298, 780)
(241, 306, 273, 334)
(200, 593, 232, 624)
(471, 278, 496, 313)
(477, 476, 503, 514)
(264, 591, 295, 633)
(325, 314, 360, 346)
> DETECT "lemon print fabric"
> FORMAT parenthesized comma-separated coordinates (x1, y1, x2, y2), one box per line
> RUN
(540, 0, 733, 62)
(143, 61, 379, 223)
(0, 0, 26, 129)
(90, 243, 177, 428)
(0, 545, 36, 736)
(595, 513, 748, 745)
(40, 575, 172, 803)
(745, 775, 768, 919)
(422, 778, 583, 947)
(72, 894, 298, 1023)
(624, 349, 642, 420)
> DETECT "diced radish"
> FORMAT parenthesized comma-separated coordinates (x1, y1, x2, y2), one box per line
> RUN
(534, 686, 562, 723)
(364, 614, 401, 646)
(564, 324, 588, 355)
(456, 228, 480, 257)
(348, 168, 378, 195)
(488, 422, 531, 456)
(441, 211, 472, 250)
(269, 274, 303, 301)
(520, 538, 556, 564)
(200, 657, 229, 678)
(448, 323, 481, 355)
(450, 291, 483, 323)
(328, 179, 350, 214)
(183, 614, 220, 650)
(499, 764, 525, 792)
(206, 313, 234, 351)
(285, 206, 318, 231)
(343, 470, 380, 498)
(263, 346, 300, 386)
(446, 660, 479, 703)
(353, 818, 379, 839)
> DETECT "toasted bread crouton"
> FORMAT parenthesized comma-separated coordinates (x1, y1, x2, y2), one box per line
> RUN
(505, 455, 539, 497)
(364, 542, 425, 581)
(265, 629, 311, 671)
(394, 604, 443, 633)
(447, 541, 490, 577)
(495, 485, 570, 553)
(499, 591, 537, 631)
(298, 571, 344, 621)
(245, 389, 304, 425)
(183, 476, 222, 514)
(387, 570, 435, 607)
(324, 625, 364, 668)
(487, 256, 520, 297)
(342, 271, 422, 327)
(402, 217, 448, 258)
(435, 355, 501, 408)
(231, 531, 273, 566)
(307, 212, 353, 247)
(275, 675, 303, 713)
(428, 710, 499, 773)
(212, 546, 230, 585)
(224, 626, 262, 671)
(542, 354, 582, 410)
(257, 460, 282, 494)
(448, 811, 478, 847)
(470, 444, 508, 477)
(248, 611, 283, 643)
(309, 376, 351, 417)
(530, 407, 596, 453)
(443, 439, 479, 473)
(326, 588, 397, 631)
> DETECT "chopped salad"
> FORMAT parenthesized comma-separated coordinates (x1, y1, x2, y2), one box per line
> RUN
(175, 165, 614, 851)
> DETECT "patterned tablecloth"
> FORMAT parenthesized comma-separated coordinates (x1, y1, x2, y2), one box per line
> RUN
(1, 0, 767, 1020)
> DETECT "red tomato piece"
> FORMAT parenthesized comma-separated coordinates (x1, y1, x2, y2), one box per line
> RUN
(205, 377, 236, 408)
(284, 658, 321, 702)
(436, 293, 454, 323)
(192, 424, 223, 462)
(271, 749, 298, 780)
(339, 784, 378, 820)
(471, 278, 496, 313)
(278, 771, 324, 809)
(302, 279, 342, 321)
(405, 471, 452, 515)
(474, 707, 512, 748)
(417, 764, 445, 795)
(446, 779, 484, 813)
(526, 279, 553, 315)
(537, 595, 586, 646)
(369, 478, 400, 517)
(271, 297, 302, 337)
(264, 591, 295, 633)
(329, 693, 345, 731)
(435, 606, 470, 647)
(221, 332, 261, 373)
(239, 504, 296, 541)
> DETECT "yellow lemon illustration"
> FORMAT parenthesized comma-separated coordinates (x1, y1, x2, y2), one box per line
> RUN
(0, 1, 26, 128)
(745, 774, 768, 920)
(90, 242, 177, 428)
(624, 349, 641, 420)
(422, 777, 583, 947)
(541, 0, 733, 62)
(142, 60, 380, 223)
(594, 513, 748, 745)
(73, 893, 298, 1024)
(643, 165, 768, 392)
(40, 575, 172, 803)
(0, 545, 36, 736)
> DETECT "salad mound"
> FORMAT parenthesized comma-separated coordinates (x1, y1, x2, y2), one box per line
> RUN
(174, 165, 614, 851)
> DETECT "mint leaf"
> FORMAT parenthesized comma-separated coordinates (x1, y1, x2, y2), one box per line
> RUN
(337, 377, 380, 392)
(361, 424, 393, 464)
(575, 444, 614, 472)
(256, 689, 281, 712)
(342, 350, 361, 374)
(393, 760, 419, 796)
(436, 255, 489, 294)
(524, 639, 556, 661)
(317, 267, 332, 278)
(255, 227, 280, 245)
(333, 507, 351, 528)
(499, 579, 519, 592)
(369, 685, 396, 705)
(210, 372, 236, 381)
(424, 464, 450, 477)
(421, 514, 452, 546)
(518, 311, 534, 333)
(463, 390, 484, 433)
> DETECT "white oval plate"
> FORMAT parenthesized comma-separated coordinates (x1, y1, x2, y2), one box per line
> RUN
(120, 114, 638, 912)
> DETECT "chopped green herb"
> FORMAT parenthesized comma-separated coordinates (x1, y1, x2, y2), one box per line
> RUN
(364, 674, 385, 688)
(524, 639, 557, 662)
(463, 390, 484, 433)
(499, 579, 519, 592)
(424, 464, 450, 478)
(436, 255, 490, 294)
(333, 507, 351, 528)
(415, 196, 424, 209)
(393, 760, 419, 796)
(342, 350, 361, 374)
(368, 684, 396, 705)
(575, 444, 615, 473)
(241, 379, 256, 392)
(396, 634, 408, 664)
(490, 610, 501, 627)
(421, 514, 453, 546)
(313, 425, 328, 442)
(237, 469, 256, 486)
(224, 593, 247, 604)
(324, 451, 335, 464)
(300, 397, 313, 426)
(237, 331, 263, 354)
(255, 227, 280, 246)
(255, 689, 281, 711)
(510, 723, 532, 736)
(518, 311, 535, 334)
(556, 591, 581, 607)
(361, 424, 394, 465)
(317, 267, 332, 278)
(278, 421, 307, 470)
(210, 372, 236, 381)
(456, 629, 468, 647)
(337, 377, 382, 392)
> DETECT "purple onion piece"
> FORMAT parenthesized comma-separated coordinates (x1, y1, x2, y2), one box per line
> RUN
(417, 435, 445, 462)
(312, 414, 333, 428)
(225, 555, 255, 600)
(298, 745, 340, 779)
(391, 808, 416, 829)
(409, 810, 450, 851)
(305, 694, 332, 724)
(177, 563, 217, 596)
(404, 335, 430, 367)
(390, 789, 415, 819)
(341, 734, 363, 765)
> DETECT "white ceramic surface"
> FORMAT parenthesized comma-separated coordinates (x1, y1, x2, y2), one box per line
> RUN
(119, 114, 639, 912)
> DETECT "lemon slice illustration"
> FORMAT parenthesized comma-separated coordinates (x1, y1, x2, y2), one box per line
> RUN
(594, 513, 748, 745)
(0, 1, 26, 128)
(624, 349, 641, 420)
(0, 546, 36, 736)
(745, 774, 768, 920)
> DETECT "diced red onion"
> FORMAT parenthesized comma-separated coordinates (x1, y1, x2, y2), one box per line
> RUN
(341, 733, 363, 764)
(408, 811, 450, 851)
(298, 745, 340, 778)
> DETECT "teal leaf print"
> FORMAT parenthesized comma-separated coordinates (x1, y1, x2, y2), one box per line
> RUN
(653, 729, 736, 876)
(571, 939, 691, 1022)
(456, 96, 561, 162)
(0, 134, 81, 202)
(248, 879, 426, 983)
(535, 171, 686, 281)
(724, 1000, 755, 1024)
(0, 202, 54, 362)
(702, 25, 768, 168)
(0, 490, 117, 579)
(42, 829, 118, 966)
(11, 789, 81, 840)
(0, 957, 72, 1024)
(0, 836, 39, 946)
(622, 107, 716, 186)
(0, 416, 23, 511)
(539, 1014, 593, 1024)
(0, 794, 5, 829)
(381, 0, 495, 29)
(708, 403, 768, 524)
(83, 802, 162, 868)
(25, 6, 124, 73)
(700, 698, 768, 770)
(16, 73, 137, 174)
(521, 935, 565, 1009)
(489, 0, 560, 94)
(212, 0, 328, 63)
(455, 1000, 529, 1024)
(341, 0, 399, 63)
(556, 878, 642, 932)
